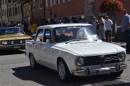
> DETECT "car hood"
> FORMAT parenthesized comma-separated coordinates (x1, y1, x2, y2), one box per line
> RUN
(0, 34, 32, 40)
(53, 41, 125, 56)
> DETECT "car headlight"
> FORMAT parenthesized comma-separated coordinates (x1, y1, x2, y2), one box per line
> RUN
(118, 52, 125, 61)
(75, 57, 84, 66)
(20, 40, 23, 44)
(2, 41, 8, 44)
(11, 41, 14, 44)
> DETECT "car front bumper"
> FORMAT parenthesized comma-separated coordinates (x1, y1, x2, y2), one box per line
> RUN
(71, 64, 127, 76)
(0, 44, 25, 50)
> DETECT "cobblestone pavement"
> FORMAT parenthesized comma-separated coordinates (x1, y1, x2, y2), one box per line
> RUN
(0, 50, 130, 86)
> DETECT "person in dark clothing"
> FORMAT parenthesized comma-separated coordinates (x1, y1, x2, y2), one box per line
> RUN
(22, 21, 28, 34)
(121, 9, 130, 53)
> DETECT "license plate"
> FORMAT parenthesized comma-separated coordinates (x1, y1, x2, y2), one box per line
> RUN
(14, 46, 20, 48)
(98, 68, 110, 75)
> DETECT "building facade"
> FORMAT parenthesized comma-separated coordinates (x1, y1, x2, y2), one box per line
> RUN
(17, 0, 32, 24)
(18, 0, 45, 24)
(0, 0, 2, 25)
(32, 0, 45, 21)
(1, 0, 8, 25)
(45, 0, 86, 20)
(8, 0, 22, 25)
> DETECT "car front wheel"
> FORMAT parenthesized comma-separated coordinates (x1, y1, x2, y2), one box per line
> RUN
(58, 59, 73, 82)
(29, 53, 38, 70)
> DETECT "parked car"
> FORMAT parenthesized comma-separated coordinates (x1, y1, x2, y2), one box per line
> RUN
(0, 27, 32, 50)
(25, 24, 127, 82)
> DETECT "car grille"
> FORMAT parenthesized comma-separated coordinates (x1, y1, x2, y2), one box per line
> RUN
(83, 54, 120, 66)
(8, 40, 25, 44)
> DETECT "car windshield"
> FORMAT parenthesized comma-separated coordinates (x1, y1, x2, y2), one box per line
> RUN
(0, 27, 24, 35)
(53, 25, 99, 42)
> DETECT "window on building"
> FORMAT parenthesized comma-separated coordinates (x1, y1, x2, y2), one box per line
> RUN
(8, 8, 12, 17)
(46, 0, 52, 7)
(24, 3, 28, 12)
(33, 0, 36, 11)
(2, 0, 4, 4)
(39, 0, 43, 9)
(18, 6, 20, 14)
(63, 0, 70, 3)
(8, 0, 11, 3)
(5, 0, 7, 4)
(54, 0, 60, 5)
(13, 7, 14, 16)
(2, 10, 4, 16)
(0, 3, 1, 8)
(5, 10, 7, 17)
(15, 7, 17, 15)
(36, 0, 39, 9)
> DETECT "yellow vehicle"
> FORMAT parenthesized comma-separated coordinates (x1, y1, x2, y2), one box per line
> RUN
(0, 27, 32, 50)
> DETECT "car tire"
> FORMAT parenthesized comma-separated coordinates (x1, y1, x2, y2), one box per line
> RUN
(58, 59, 73, 82)
(111, 70, 124, 77)
(29, 53, 38, 70)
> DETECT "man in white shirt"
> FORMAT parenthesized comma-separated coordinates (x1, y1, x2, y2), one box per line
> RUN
(105, 16, 113, 42)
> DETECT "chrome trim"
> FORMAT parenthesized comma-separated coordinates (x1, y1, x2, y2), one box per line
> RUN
(0, 44, 25, 47)
(71, 64, 127, 76)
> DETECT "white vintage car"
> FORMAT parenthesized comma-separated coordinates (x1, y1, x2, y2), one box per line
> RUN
(25, 23, 127, 82)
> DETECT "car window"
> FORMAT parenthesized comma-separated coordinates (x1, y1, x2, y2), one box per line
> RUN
(43, 29, 51, 43)
(0, 27, 24, 35)
(53, 26, 99, 42)
(35, 29, 44, 42)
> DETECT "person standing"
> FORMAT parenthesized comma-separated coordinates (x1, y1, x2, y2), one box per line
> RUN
(31, 20, 37, 34)
(92, 16, 98, 31)
(22, 21, 28, 34)
(97, 16, 106, 41)
(105, 16, 113, 42)
(121, 9, 130, 53)
(59, 20, 63, 24)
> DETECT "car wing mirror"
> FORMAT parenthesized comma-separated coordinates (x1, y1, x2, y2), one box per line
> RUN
(46, 39, 50, 43)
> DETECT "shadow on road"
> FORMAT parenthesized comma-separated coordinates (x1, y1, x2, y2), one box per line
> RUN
(104, 83, 130, 86)
(0, 50, 24, 56)
(12, 66, 130, 86)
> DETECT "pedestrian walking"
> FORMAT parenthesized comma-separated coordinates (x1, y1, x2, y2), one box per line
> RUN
(105, 16, 113, 42)
(121, 9, 130, 53)
(97, 16, 106, 41)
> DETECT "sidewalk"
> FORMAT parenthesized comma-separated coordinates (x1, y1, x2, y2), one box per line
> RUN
(112, 42, 126, 47)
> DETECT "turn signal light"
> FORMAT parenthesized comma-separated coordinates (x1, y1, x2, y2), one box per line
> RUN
(121, 62, 125, 65)
(77, 67, 81, 71)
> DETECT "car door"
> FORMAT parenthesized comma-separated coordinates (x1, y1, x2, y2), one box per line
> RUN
(39, 29, 54, 68)
(32, 29, 44, 64)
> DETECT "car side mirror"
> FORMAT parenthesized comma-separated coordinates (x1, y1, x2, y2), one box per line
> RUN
(46, 39, 50, 43)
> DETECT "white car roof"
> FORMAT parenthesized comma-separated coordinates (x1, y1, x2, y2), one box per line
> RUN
(38, 23, 92, 29)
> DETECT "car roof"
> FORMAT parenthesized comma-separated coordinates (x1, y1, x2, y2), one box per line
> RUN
(38, 23, 92, 29)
